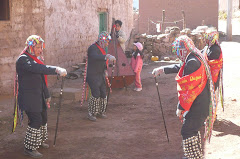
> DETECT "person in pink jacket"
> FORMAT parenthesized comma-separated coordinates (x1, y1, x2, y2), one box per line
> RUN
(131, 42, 144, 91)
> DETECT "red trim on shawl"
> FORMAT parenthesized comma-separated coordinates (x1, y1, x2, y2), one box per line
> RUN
(95, 43, 108, 66)
(205, 49, 223, 83)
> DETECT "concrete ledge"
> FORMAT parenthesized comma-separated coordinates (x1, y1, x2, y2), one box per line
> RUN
(51, 87, 82, 102)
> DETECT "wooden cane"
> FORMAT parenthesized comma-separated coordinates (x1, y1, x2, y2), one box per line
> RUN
(53, 77, 65, 147)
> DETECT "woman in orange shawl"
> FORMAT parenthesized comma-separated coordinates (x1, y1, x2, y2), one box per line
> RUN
(152, 35, 216, 159)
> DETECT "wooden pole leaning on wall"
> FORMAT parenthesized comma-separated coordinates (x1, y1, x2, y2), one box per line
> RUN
(161, 10, 165, 33)
(182, 10, 186, 29)
(148, 17, 150, 34)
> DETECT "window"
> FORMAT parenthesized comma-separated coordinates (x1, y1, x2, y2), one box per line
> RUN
(0, 0, 10, 21)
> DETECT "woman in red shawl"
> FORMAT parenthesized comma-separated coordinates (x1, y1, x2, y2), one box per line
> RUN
(152, 35, 216, 159)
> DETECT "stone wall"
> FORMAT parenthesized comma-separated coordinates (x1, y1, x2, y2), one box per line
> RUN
(139, 0, 218, 34)
(132, 26, 207, 63)
(0, 0, 133, 94)
(0, 0, 45, 94)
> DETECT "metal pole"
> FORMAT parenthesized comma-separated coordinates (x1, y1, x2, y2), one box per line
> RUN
(53, 77, 65, 147)
(227, 0, 232, 41)
(154, 76, 169, 143)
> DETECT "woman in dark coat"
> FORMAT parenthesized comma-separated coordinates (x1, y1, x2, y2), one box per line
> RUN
(86, 31, 116, 121)
(16, 35, 67, 158)
(203, 28, 224, 122)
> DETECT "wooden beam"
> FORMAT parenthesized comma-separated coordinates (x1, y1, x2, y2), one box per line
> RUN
(182, 10, 186, 29)
(161, 10, 165, 33)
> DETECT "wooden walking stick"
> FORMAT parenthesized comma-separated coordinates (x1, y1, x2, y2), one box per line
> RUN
(154, 76, 170, 143)
(106, 61, 115, 110)
(53, 77, 65, 147)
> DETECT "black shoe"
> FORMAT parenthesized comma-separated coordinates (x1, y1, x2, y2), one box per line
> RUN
(24, 148, 43, 158)
(41, 143, 49, 149)
(98, 113, 107, 119)
(87, 113, 97, 121)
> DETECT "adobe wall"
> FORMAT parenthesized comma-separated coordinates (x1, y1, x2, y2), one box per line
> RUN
(0, 0, 133, 95)
(43, 0, 133, 87)
(0, 0, 45, 94)
(44, 0, 133, 67)
(139, 0, 219, 34)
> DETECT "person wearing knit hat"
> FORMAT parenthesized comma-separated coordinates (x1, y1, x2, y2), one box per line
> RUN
(86, 31, 116, 121)
(152, 35, 216, 159)
(203, 27, 222, 89)
(16, 35, 67, 158)
(203, 28, 223, 123)
(130, 42, 144, 91)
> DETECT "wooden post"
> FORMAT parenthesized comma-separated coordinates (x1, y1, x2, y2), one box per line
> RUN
(161, 10, 165, 33)
(148, 17, 150, 34)
(182, 10, 186, 29)
(138, 14, 140, 34)
(227, 0, 232, 41)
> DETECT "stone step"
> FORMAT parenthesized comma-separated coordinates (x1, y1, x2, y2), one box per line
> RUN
(51, 87, 82, 104)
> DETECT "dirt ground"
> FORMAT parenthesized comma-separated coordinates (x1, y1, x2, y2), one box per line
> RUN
(1, 32, 240, 159)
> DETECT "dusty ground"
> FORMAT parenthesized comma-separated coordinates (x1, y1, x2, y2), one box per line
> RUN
(204, 35, 240, 159)
(0, 60, 184, 159)
(0, 21, 240, 159)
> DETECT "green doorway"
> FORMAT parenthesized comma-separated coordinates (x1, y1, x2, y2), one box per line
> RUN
(99, 12, 107, 33)
(99, 12, 108, 52)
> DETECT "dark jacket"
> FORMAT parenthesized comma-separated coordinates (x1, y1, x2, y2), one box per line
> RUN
(164, 53, 210, 119)
(16, 53, 57, 112)
(207, 43, 221, 60)
(86, 43, 107, 79)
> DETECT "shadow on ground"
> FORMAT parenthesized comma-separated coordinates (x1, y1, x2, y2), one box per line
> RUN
(220, 35, 240, 43)
(213, 119, 240, 137)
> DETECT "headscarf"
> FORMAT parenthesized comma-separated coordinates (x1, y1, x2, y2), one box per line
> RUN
(204, 28, 219, 47)
(97, 31, 111, 49)
(24, 35, 45, 60)
(172, 35, 201, 62)
(19, 35, 48, 87)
